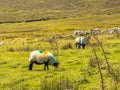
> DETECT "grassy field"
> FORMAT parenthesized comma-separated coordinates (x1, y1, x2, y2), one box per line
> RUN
(0, 0, 120, 23)
(0, 14, 120, 90)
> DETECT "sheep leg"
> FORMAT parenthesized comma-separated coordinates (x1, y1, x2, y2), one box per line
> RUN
(29, 61, 34, 70)
(78, 44, 81, 49)
(82, 44, 85, 49)
(44, 64, 46, 70)
(75, 43, 77, 48)
(46, 64, 49, 70)
(44, 62, 49, 70)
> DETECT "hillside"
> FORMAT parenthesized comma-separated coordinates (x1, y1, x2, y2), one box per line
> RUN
(0, 0, 120, 23)
(0, 1, 120, 89)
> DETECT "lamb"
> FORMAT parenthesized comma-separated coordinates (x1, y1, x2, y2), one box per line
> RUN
(29, 50, 59, 70)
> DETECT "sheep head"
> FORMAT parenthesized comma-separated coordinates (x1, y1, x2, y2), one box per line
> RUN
(53, 62, 59, 68)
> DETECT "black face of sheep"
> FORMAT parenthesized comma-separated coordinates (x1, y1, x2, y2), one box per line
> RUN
(53, 62, 59, 68)
(42, 61, 59, 70)
(29, 50, 59, 70)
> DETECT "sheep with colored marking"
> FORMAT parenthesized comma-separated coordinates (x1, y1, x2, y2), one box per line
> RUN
(29, 50, 59, 70)
(75, 36, 86, 49)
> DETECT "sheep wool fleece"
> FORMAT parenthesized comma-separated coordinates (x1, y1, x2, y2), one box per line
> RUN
(39, 51, 56, 64)
(29, 50, 56, 64)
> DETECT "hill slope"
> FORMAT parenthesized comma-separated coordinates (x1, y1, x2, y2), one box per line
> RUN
(0, 0, 120, 23)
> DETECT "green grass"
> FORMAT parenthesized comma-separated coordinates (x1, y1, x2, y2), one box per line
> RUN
(0, 40, 119, 89)
(0, 0, 120, 89)
(0, 14, 120, 89)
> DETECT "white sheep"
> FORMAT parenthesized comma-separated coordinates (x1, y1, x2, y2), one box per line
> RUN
(75, 36, 86, 49)
(29, 50, 59, 70)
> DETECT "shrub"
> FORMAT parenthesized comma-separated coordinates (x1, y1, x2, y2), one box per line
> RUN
(61, 42, 72, 50)
(110, 65, 120, 83)
(7, 47, 15, 52)
(40, 75, 79, 90)
(88, 56, 103, 68)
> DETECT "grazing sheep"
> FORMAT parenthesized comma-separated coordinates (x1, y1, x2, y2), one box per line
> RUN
(73, 30, 89, 36)
(75, 36, 86, 49)
(29, 50, 59, 70)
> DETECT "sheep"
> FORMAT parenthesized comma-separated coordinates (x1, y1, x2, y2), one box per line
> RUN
(73, 30, 89, 36)
(75, 36, 86, 49)
(29, 50, 59, 70)
(73, 30, 80, 36)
